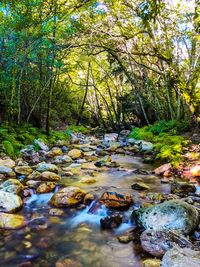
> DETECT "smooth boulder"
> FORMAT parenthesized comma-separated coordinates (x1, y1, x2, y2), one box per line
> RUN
(41, 171, 60, 181)
(14, 166, 33, 175)
(68, 149, 82, 160)
(132, 200, 199, 234)
(0, 212, 26, 229)
(0, 179, 24, 195)
(0, 190, 23, 213)
(0, 159, 15, 168)
(50, 186, 86, 208)
(36, 162, 58, 173)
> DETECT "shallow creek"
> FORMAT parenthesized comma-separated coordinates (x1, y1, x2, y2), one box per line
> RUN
(0, 155, 170, 267)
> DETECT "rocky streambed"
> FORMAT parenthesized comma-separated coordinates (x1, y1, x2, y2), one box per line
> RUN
(0, 132, 200, 267)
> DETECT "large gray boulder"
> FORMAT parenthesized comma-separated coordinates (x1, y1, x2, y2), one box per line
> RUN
(132, 200, 199, 234)
(162, 246, 200, 267)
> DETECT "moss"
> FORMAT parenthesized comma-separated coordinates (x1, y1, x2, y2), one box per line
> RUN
(129, 120, 189, 166)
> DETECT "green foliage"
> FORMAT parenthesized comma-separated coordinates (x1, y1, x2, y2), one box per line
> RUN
(153, 134, 188, 167)
(2, 140, 15, 157)
(129, 120, 189, 166)
(66, 125, 89, 135)
(0, 124, 70, 157)
(129, 127, 154, 141)
(148, 120, 190, 135)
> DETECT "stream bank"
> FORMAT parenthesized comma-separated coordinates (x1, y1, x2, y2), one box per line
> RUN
(0, 132, 200, 267)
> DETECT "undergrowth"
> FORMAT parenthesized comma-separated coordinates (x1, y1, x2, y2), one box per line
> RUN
(129, 120, 190, 166)
(0, 124, 72, 158)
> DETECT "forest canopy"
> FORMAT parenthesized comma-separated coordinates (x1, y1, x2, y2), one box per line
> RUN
(0, 0, 199, 132)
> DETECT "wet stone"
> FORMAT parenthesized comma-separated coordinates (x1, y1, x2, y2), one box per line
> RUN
(100, 213, 123, 229)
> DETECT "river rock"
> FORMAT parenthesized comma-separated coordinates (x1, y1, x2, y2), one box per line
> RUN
(162, 246, 200, 267)
(52, 155, 72, 164)
(171, 181, 196, 194)
(100, 192, 133, 210)
(142, 259, 161, 267)
(79, 177, 97, 184)
(141, 231, 169, 257)
(0, 158, 15, 168)
(26, 180, 41, 189)
(0, 179, 24, 195)
(50, 186, 86, 208)
(27, 171, 41, 180)
(95, 155, 112, 167)
(36, 162, 58, 173)
(55, 258, 82, 267)
(33, 139, 49, 151)
(132, 200, 199, 234)
(131, 182, 150, 191)
(0, 166, 13, 174)
(191, 165, 200, 177)
(36, 182, 56, 193)
(100, 213, 123, 229)
(47, 147, 63, 158)
(0, 190, 23, 213)
(41, 171, 60, 181)
(154, 163, 172, 175)
(103, 133, 118, 146)
(84, 194, 95, 205)
(49, 208, 64, 216)
(0, 212, 26, 229)
(139, 141, 154, 152)
(68, 149, 82, 159)
(14, 166, 33, 175)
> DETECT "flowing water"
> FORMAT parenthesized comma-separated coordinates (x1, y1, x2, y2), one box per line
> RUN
(0, 155, 170, 267)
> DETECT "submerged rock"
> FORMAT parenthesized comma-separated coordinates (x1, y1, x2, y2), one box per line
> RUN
(50, 187, 86, 208)
(162, 246, 200, 267)
(0, 212, 26, 229)
(79, 177, 97, 184)
(132, 200, 199, 234)
(142, 259, 161, 267)
(55, 258, 82, 267)
(100, 192, 133, 210)
(0, 190, 23, 213)
(131, 182, 150, 191)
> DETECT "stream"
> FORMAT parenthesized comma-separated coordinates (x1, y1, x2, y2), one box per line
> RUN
(0, 153, 171, 267)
